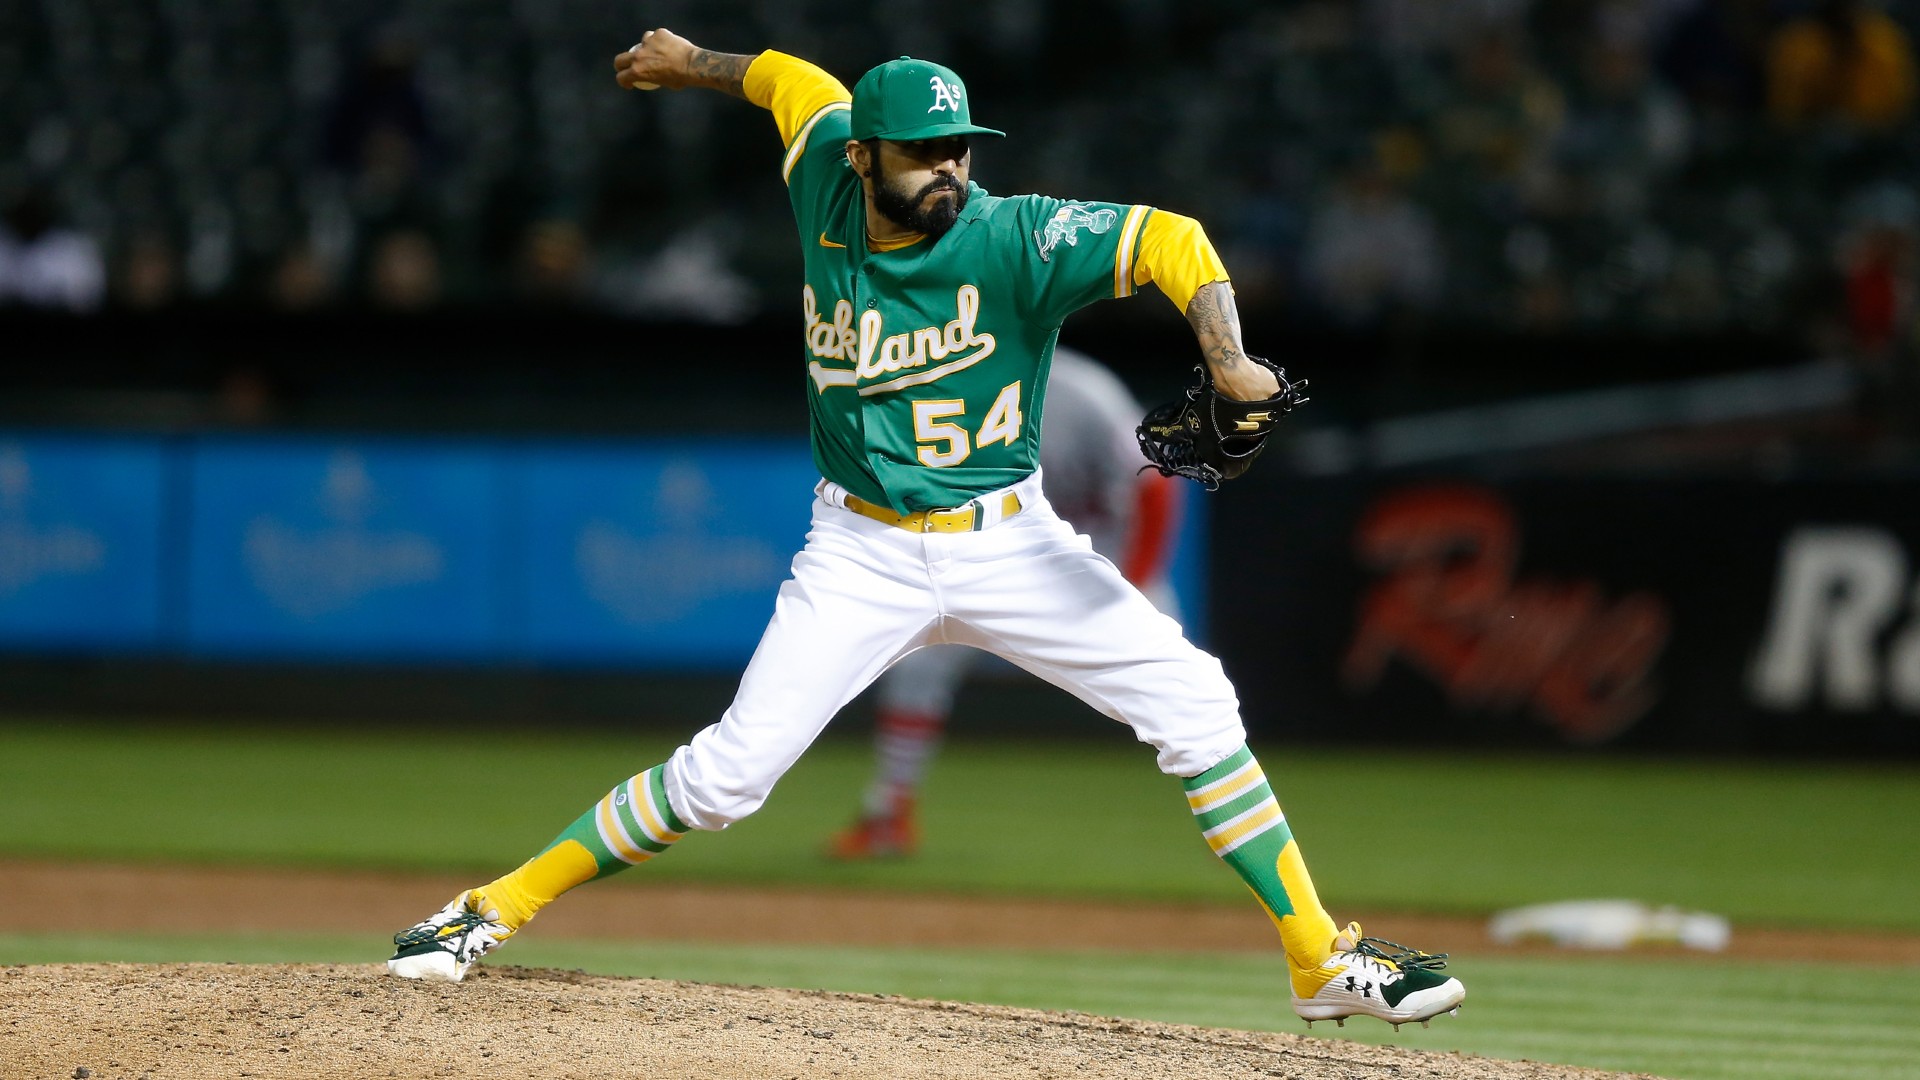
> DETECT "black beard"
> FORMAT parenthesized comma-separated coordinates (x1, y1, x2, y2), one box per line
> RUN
(871, 165, 967, 238)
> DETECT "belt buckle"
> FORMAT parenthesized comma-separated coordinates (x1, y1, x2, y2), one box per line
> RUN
(924, 504, 974, 533)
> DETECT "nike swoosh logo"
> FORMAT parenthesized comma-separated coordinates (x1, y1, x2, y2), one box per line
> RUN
(819, 233, 846, 249)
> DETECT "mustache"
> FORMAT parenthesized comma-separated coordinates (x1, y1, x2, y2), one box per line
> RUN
(919, 177, 963, 198)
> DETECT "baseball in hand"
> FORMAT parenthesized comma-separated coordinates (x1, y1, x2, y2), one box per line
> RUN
(629, 40, 659, 89)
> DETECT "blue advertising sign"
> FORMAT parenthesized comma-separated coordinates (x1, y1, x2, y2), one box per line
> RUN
(0, 431, 1214, 670)
(513, 440, 820, 667)
(184, 439, 505, 659)
(0, 434, 169, 649)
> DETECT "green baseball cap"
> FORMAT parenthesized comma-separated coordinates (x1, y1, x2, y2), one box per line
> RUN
(850, 57, 1006, 142)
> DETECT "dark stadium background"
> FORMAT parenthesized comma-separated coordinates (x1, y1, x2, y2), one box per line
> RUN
(4, 0, 1919, 756)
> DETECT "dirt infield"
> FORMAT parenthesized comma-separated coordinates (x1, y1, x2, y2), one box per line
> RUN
(8, 859, 1909, 1080)
(2, 964, 1651, 1080)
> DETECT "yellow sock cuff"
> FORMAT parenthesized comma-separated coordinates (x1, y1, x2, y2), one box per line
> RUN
(477, 839, 601, 931)
(1275, 839, 1337, 966)
(1266, 839, 1341, 997)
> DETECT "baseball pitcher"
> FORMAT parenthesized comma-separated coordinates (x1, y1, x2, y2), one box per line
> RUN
(387, 31, 1464, 1030)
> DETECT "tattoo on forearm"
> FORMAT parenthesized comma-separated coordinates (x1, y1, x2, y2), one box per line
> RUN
(690, 50, 753, 98)
(1187, 283, 1246, 372)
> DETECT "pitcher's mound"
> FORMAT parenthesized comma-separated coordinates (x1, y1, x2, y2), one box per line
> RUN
(1, 963, 1655, 1079)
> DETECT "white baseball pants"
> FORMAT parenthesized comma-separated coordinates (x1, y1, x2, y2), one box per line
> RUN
(662, 472, 1246, 830)
(874, 640, 980, 718)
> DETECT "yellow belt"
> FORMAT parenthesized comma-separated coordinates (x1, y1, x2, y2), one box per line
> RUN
(843, 492, 1023, 533)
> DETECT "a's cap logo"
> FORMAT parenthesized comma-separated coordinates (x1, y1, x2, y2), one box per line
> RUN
(928, 76, 963, 113)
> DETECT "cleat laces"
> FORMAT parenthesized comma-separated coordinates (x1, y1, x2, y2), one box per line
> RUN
(394, 910, 496, 960)
(1349, 936, 1450, 978)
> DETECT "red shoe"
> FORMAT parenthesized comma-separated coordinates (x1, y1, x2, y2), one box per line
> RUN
(825, 798, 919, 860)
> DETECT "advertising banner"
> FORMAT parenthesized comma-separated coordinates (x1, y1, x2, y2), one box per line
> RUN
(0, 435, 170, 649)
(1215, 475, 1920, 754)
(0, 428, 1210, 674)
(514, 440, 821, 667)
(185, 439, 506, 659)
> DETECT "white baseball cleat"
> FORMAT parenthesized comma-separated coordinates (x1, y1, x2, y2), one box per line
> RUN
(1292, 922, 1466, 1030)
(386, 890, 515, 982)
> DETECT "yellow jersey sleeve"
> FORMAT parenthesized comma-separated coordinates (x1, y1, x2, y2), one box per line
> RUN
(743, 51, 853, 177)
(1131, 210, 1231, 311)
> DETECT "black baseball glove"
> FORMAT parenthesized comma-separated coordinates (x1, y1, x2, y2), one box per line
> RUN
(1135, 356, 1308, 489)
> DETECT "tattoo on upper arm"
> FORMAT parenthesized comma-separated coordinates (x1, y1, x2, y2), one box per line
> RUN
(690, 50, 753, 97)
(1187, 282, 1245, 371)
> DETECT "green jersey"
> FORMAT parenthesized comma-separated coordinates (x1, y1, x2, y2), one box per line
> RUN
(786, 108, 1152, 513)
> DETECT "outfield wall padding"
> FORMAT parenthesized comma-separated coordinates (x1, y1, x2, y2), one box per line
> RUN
(1213, 473, 1920, 754)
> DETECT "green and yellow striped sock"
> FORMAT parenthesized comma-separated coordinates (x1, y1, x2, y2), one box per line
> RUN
(1183, 745, 1340, 994)
(474, 763, 688, 931)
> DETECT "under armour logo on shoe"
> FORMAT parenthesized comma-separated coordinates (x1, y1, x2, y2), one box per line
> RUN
(1345, 975, 1374, 998)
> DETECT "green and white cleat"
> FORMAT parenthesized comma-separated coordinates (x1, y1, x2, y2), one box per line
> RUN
(1292, 923, 1465, 1030)
(386, 891, 515, 982)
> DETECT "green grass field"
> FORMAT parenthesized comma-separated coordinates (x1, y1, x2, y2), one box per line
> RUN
(3, 717, 1916, 1080)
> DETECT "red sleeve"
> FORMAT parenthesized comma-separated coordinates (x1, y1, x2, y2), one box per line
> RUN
(1119, 472, 1181, 585)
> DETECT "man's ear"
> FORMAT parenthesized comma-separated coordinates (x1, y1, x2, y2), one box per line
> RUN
(846, 139, 872, 179)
